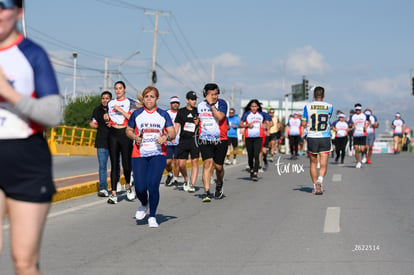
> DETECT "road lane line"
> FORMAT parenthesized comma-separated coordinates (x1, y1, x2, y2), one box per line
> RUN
(332, 174, 342, 182)
(323, 207, 341, 233)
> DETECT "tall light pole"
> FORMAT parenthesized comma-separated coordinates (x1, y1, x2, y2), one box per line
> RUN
(72, 52, 78, 101)
(118, 50, 140, 80)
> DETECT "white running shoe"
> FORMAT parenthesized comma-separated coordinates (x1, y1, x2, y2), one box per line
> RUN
(116, 182, 122, 192)
(188, 184, 195, 193)
(126, 188, 136, 201)
(183, 182, 190, 192)
(224, 159, 232, 165)
(107, 194, 117, 204)
(258, 168, 264, 173)
(135, 205, 148, 220)
(98, 189, 109, 197)
(148, 217, 159, 228)
(356, 162, 362, 169)
(232, 159, 237, 165)
(361, 156, 367, 164)
(210, 178, 216, 185)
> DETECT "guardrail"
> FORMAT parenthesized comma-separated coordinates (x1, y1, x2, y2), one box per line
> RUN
(47, 126, 97, 156)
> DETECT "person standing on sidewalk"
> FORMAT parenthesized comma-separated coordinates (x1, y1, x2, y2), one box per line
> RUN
(175, 91, 200, 192)
(302, 86, 333, 195)
(107, 81, 136, 204)
(0, 1, 62, 273)
(164, 96, 180, 187)
(197, 83, 228, 202)
(225, 108, 240, 165)
(90, 91, 113, 197)
(126, 86, 176, 227)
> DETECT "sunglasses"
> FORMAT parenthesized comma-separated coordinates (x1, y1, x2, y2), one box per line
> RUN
(0, 0, 15, 9)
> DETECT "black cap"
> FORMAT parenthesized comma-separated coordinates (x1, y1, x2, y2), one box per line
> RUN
(186, 91, 197, 100)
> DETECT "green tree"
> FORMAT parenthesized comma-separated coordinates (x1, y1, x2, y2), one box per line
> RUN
(63, 95, 101, 128)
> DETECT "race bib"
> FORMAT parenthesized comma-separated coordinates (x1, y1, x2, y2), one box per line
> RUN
(183, 122, 196, 132)
(142, 132, 160, 152)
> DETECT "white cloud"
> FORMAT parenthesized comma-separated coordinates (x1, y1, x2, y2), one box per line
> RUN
(285, 46, 330, 75)
(359, 75, 408, 98)
(210, 53, 242, 67)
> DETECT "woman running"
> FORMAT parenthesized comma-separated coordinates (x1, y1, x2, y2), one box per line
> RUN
(126, 86, 176, 227)
(0, 1, 62, 273)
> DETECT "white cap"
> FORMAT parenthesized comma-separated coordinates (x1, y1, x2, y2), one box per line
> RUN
(170, 96, 180, 103)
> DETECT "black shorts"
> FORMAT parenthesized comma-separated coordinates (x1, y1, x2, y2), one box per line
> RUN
(353, 136, 366, 146)
(0, 134, 56, 202)
(269, 132, 281, 141)
(198, 139, 228, 165)
(177, 138, 199, 160)
(166, 145, 178, 159)
(263, 136, 270, 147)
(393, 133, 403, 138)
(306, 137, 332, 154)
(228, 137, 238, 148)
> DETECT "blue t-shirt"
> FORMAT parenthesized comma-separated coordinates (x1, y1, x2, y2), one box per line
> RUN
(227, 115, 240, 138)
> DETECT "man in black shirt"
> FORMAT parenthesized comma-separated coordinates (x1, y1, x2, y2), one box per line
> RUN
(90, 91, 113, 197)
(174, 91, 200, 192)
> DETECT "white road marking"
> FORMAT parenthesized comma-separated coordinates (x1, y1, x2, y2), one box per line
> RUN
(332, 174, 342, 182)
(3, 200, 104, 231)
(324, 207, 341, 233)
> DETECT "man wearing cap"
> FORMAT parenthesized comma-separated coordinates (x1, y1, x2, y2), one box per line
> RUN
(391, 112, 406, 154)
(364, 108, 379, 163)
(174, 91, 200, 192)
(349, 103, 368, 168)
(197, 83, 228, 202)
(332, 113, 349, 164)
(164, 96, 180, 187)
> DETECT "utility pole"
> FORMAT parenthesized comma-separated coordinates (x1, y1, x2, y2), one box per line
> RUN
(144, 10, 170, 86)
(103, 57, 109, 91)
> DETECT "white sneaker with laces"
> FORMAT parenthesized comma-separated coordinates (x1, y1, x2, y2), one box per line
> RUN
(188, 184, 195, 193)
(126, 188, 136, 201)
(183, 182, 189, 192)
(135, 205, 148, 220)
(116, 182, 122, 192)
(107, 194, 117, 204)
(148, 217, 159, 228)
(98, 189, 109, 197)
(356, 162, 362, 169)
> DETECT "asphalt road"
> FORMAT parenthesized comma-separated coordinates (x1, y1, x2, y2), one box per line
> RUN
(2, 153, 414, 274)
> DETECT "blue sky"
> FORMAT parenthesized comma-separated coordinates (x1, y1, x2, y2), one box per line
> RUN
(25, 0, 414, 130)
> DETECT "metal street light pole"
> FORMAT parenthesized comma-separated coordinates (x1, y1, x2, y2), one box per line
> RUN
(118, 50, 141, 80)
(72, 52, 78, 101)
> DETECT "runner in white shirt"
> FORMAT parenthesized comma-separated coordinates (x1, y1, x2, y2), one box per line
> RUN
(164, 96, 180, 187)
(391, 112, 405, 154)
(349, 103, 368, 168)
(364, 108, 379, 163)
(332, 113, 349, 164)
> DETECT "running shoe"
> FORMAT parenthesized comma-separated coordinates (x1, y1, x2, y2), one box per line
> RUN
(173, 180, 179, 189)
(232, 159, 237, 165)
(165, 172, 173, 186)
(224, 159, 232, 165)
(148, 217, 159, 228)
(313, 181, 323, 195)
(252, 173, 258, 182)
(116, 182, 122, 192)
(188, 184, 195, 193)
(258, 168, 264, 173)
(107, 194, 117, 204)
(367, 159, 372, 164)
(98, 189, 109, 197)
(361, 156, 367, 164)
(126, 188, 136, 201)
(202, 192, 211, 203)
(183, 181, 189, 192)
(356, 162, 362, 169)
(135, 205, 148, 220)
(215, 184, 223, 199)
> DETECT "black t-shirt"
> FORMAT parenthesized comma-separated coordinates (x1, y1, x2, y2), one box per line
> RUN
(91, 105, 110, 148)
(175, 107, 198, 140)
